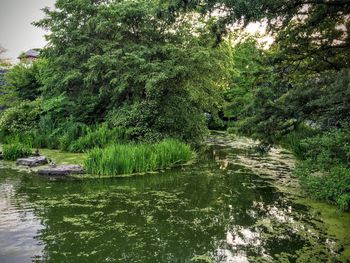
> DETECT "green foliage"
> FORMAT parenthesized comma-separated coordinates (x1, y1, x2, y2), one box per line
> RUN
(0, 118, 127, 153)
(35, 0, 231, 143)
(298, 127, 350, 166)
(162, 0, 350, 72)
(84, 139, 192, 176)
(295, 163, 350, 210)
(69, 124, 127, 153)
(5, 60, 45, 101)
(221, 20, 350, 211)
(58, 122, 89, 151)
(2, 143, 32, 161)
(291, 127, 350, 210)
(278, 125, 319, 159)
(0, 99, 41, 137)
(224, 36, 265, 121)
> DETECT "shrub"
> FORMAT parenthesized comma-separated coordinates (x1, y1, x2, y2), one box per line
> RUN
(58, 122, 89, 151)
(293, 126, 350, 210)
(278, 124, 319, 159)
(298, 127, 350, 168)
(69, 124, 127, 152)
(0, 100, 41, 137)
(84, 139, 192, 176)
(2, 143, 32, 161)
(5, 59, 44, 101)
(295, 163, 350, 210)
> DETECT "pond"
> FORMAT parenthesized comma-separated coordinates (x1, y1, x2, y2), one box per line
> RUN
(0, 132, 349, 262)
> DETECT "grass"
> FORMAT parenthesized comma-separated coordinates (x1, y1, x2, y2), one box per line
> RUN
(0, 124, 127, 153)
(68, 125, 127, 153)
(84, 139, 193, 177)
(2, 143, 32, 161)
(39, 148, 87, 165)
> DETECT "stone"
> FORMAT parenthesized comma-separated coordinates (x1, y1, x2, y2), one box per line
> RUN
(16, 156, 48, 167)
(38, 165, 84, 176)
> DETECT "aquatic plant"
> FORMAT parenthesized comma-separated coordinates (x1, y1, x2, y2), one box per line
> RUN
(84, 139, 192, 176)
(2, 143, 32, 161)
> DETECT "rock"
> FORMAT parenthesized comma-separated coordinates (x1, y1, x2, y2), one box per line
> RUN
(0, 152, 3, 160)
(38, 165, 84, 176)
(16, 156, 48, 167)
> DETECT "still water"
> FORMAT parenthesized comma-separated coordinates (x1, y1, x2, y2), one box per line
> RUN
(0, 133, 349, 262)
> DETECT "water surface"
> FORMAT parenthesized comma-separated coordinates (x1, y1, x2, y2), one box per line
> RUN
(0, 133, 348, 262)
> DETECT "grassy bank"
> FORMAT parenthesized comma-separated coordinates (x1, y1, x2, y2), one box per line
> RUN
(279, 126, 350, 210)
(0, 138, 193, 178)
(0, 123, 127, 153)
(2, 143, 32, 161)
(0, 144, 86, 174)
(84, 139, 193, 177)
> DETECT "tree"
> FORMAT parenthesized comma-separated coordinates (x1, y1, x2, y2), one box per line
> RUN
(162, 0, 349, 135)
(35, 0, 231, 142)
(5, 59, 44, 101)
(160, 0, 350, 71)
(224, 35, 266, 121)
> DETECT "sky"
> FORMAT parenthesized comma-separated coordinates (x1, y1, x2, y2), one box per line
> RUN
(0, 0, 55, 63)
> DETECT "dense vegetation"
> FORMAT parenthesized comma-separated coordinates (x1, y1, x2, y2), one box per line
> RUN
(0, 0, 349, 208)
(2, 143, 32, 161)
(159, 0, 350, 209)
(33, 0, 231, 143)
(201, 0, 349, 209)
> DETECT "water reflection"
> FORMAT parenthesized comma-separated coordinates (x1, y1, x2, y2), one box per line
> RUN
(0, 133, 343, 262)
(0, 172, 44, 263)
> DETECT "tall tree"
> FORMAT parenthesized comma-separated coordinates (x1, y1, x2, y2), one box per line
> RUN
(35, 0, 231, 142)
(160, 0, 350, 72)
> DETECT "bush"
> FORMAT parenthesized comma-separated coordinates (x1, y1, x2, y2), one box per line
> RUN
(295, 163, 350, 210)
(84, 139, 192, 176)
(5, 59, 44, 101)
(0, 100, 41, 137)
(278, 124, 319, 159)
(58, 122, 89, 151)
(292, 126, 350, 210)
(2, 143, 32, 161)
(68, 124, 127, 152)
(298, 127, 350, 167)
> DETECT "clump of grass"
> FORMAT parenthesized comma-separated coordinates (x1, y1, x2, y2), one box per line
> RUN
(2, 143, 32, 161)
(84, 139, 192, 176)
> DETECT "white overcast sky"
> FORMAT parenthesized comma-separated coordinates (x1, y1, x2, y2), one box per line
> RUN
(0, 0, 55, 63)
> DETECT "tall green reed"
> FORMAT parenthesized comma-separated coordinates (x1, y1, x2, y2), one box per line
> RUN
(84, 139, 192, 176)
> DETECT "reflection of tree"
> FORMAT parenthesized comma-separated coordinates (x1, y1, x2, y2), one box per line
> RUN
(0, 170, 45, 262)
(4, 134, 338, 262)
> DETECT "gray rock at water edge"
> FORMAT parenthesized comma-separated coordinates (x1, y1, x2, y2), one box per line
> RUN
(38, 165, 84, 176)
(0, 152, 3, 160)
(16, 156, 48, 167)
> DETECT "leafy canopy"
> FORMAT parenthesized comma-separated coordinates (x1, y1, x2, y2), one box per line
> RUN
(35, 0, 231, 142)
